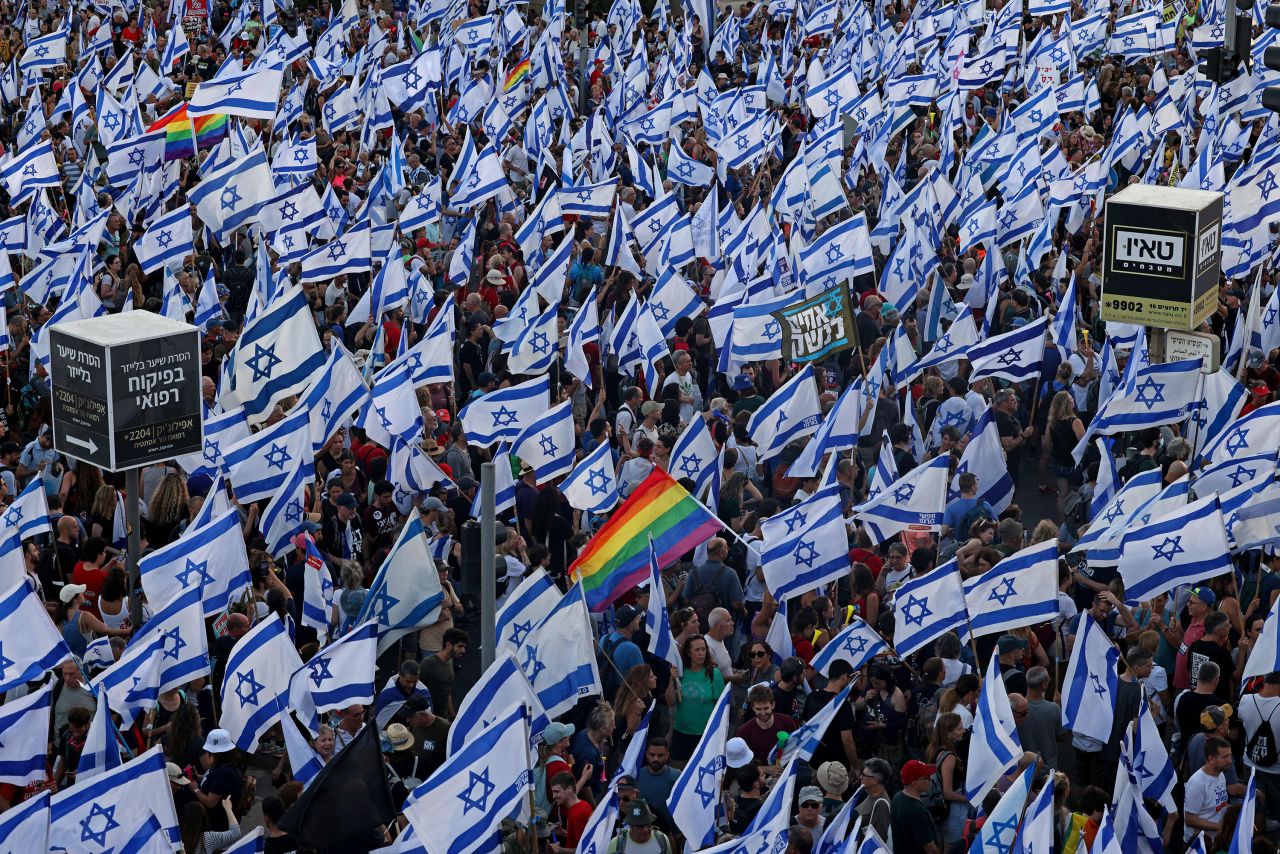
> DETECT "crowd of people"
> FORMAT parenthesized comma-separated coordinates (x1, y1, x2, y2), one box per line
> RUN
(0, 0, 1276, 849)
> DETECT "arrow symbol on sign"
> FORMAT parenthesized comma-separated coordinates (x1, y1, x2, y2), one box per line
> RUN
(66, 435, 99, 455)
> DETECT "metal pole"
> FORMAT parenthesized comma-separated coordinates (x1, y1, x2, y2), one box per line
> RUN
(480, 461, 496, 669)
(125, 468, 143, 628)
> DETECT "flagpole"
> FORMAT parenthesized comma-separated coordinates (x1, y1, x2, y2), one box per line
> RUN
(125, 467, 143, 628)
(480, 461, 496, 670)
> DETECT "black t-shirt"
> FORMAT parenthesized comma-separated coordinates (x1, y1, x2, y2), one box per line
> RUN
(802, 688, 856, 768)
(1189, 639, 1237, 700)
(200, 763, 243, 831)
(889, 791, 941, 854)
(362, 504, 401, 555)
(1176, 690, 1226, 740)
(771, 683, 804, 722)
(457, 340, 485, 397)
(994, 410, 1023, 479)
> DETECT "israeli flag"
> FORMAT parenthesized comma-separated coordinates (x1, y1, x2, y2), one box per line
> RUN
(558, 179, 617, 218)
(748, 364, 823, 462)
(223, 405, 314, 503)
(962, 540, 1058, 641)
(810, 616, 888, 676)
(1201, 399, 1280, 465)
(667, 141, 714, 186)
(261, 452, 312, 558)
(949, 410, 1015, 513)
(448, 144, 508, 211)
(520, 582, 601, 718)
(188, 63, 285, 120)
(389, 439, 453, 516)
(1083, 358, 1203, 448)
(890, 559, 968, 658)
(299, 537, 333, 639)
(1072, 468, 1164, 556)
(459, 374, 551, 448)
(0, 788, 48, 850)
(176, 407, 249, 477)
(49, 747, 181, 852)
(789, 380, 866, 478)
(403, 704, 531, 854)
(0, 680, 53, 785)
(565, 288, 601, 388)
(19, 30, 67, 72)
(139, 507, 251, 616)
(1242, 593, 1280, 686)
(220, 613, 304, 752)
(575, 790, 622, 854)
(0, 139, 59, 201)
(128, 587, 210, 693)
(854, 454, 951, 544)
(647, 268, 704, 339)
(1126, 690, 1176, 811)
(509, 399, 575, 483)
(561, 439, 620, 514)
(282, 716, 325, 789)
(0, 577, 69, 693)
(288, 620, 377, 733)
(668, 685, 734, 849)
(187, 149, 273, 236)
(447, 651, 548, 758)
(301, 345, 368, 451)
(670, 413, 719, 495)
(965, 651, 1023, 805)
(916, 315, 979, 378)
(1118, 494, 1231, 602)
(223, 288, 325, 423)
(358, 365, 424, 448)
(644, 540, 682, 672)
(356, 516, 445, 655)
(506, 301, 559, 377)
(1062, 612, 1119, 743)
(761, 490, 850, 601)
(967, 315, 1050, 383)
(133, 206, 192, 274)
(495, 568, 560, 660)
(780, 683, 854, 766)
(3, 475, 49, 539)
(970, 763, 1035, 854)
(1193, 368, 1249, 463)
(1193, 451, 1276, 501)
(91, 635, 165, 730)
(298, 220, 372, 282)
(77, 693, 124, 782)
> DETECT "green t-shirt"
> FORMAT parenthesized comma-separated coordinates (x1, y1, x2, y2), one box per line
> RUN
(673, 667, 726, 736)
(889, 791, 941, 854)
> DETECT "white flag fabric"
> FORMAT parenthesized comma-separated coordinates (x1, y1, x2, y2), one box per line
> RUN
(288, 620, 377, 733)
(188, 148, 273, 235)
(747, 364, 822, 461)
(964, 651, 1022, 805)
(91, 635, 166, 730)
(0, 577, 69, 693)
(668, 685, 734, 849)
(962, 540, 1059, 641)
(1117, 494, 1232, 602)
(560, 439, 621, 514)
(220, 614, 304, 752)
(355, 515, 444, 654)
(459, 374, 551, 448)
(520, 582, 601, 719)
(760, 488, 850, 600)
(447, 650, 548, 757)
(495, 568, 561, 661)
(138, 507, 251, 616)
(1242, 593, 1280, 686)
(189, 64, 285, 120)
(223, 405, 314, 502)
(127, 586, 210, 693)
(891, 558, 968, 658)
(0, 680, 53, 785)
(1061, 612, 1119, 743)
(854, 454, 950, 544)
(403, 704, 532, 854)
(223, 287, 325, 423)
(950, 410, 1015, 514)
(48, 746, 180, 854)
(810, 616, 888, 676)
(77, 693, 123, 782)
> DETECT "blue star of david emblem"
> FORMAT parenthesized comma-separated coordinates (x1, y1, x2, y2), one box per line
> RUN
(320, 399, 333, 422)
(774, 409, 788, 432)
(985, 813, 1021, 854)
(124, 675, 151, 705)
(1028, 108, 1042, 123)
(995, 349, 1022, 366)
(491, 406, 518, 428)
(1151, 535, 1185, 562)
(372, 585, 399, 623)
(901, 593, 933, 627)
(794, 539, 819, 567)
(676, 453, 703, 479)
(176, 558, 214, 589)
(324, 103, 337, 122)
(893, 483, 916, 503)
(508, 619, 534, 648)
(326, 241, 347, 262)
(307, 657, 334, 688)
(294, 148, 311, 163)
(522, 643, 546, 683)
(1226, 429, 1250, 455)
(1050, 48, 1066, 64)
(128, 147, 146, 167)
(1266, 307, 1278, 328)
(764, 320, 781, 338)
(988, 578, 1017, 606)
(585, 467, 612, 496)
(1228, 465, 1257, 489)
(530, 331, 550, 354)
(824, 89, 841, 108)
(220, 185, 243, 211)
(999, 209, 1016, 231)
(735, 133, 750, 149)
(1133, 376, 1167, 410)
(537, 433, 558, 457)
(2, 505, 21, 528)
(155, 229, 175, 249)
(1121, 35, 1135, 47)
(783, 509, 806, 534)
(693, 756, 726, 806)
(576, 189, 594, 203)
(375, 405, 393, 431)
(979, 60, 993, 74)
(281, 234, 296, 250)
(264, 443, 292, 471)
(234, 668, 266, 707)
(21, 163, 35, 177)
(279, 201, 299, 221)
(675, 161, 694, 179)
(1260, 173, 1279, 201)
(841, 632, 869, 658)
(934, 334, 953, 353)
(33, 45, 48, 58)
(284, 501, 303, 524)
(1089, 672, 1107, 697)
(101, 111, 120, 131)
(906, 83, 918, 95)
(459, 768, 496, 813)
(0, 642, 13, 680)
(1103, 501, 1125, 525)
(640, 116, 656, 131)
(159, 625, 187, 660)
(245, 341, 282, 382)
(80, 802, 120, 846)
(824, 244, 843, 265)
(224, 78, 245, 95)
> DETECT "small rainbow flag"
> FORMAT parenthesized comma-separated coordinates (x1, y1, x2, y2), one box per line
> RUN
(148, 103, 229, 162)
(569, 468, 723, 612)
(503, 58, 531, 93)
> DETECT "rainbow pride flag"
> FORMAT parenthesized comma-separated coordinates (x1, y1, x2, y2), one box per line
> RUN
(569, 468, 722, 611)
(148, 103, 229, 162)
(503, 58, 531, 93)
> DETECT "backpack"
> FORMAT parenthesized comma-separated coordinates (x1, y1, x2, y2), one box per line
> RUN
(599, 633, 625, 697)
(921, 750, 952, 821)
(724, 537, 750, 583)
(958, 502, 995, 540)
(689, 564, 729, 634)
(1247, 695, 1280, 768)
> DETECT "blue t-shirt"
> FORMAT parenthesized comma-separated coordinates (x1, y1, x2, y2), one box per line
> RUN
(942, 497, 993, 538)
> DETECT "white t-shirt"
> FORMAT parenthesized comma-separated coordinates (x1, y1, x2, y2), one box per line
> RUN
(1239, 692, 1280, 774)
(1183, 768, 1228, 841)
(950, 702, 974, 730)
(1141, 666, 1170, 725)
(706, 635, 734, 675)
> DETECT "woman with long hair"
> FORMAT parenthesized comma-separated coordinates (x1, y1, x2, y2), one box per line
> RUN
(1046, 390, 1085, 517)
(165, 701, 205, 769)
(96, 565, 132, 632)
(54, 584, 129, 659)
(670, 635, 725, 765)
(926, 712, 970, 846)
(60, 462, 103, 519)
(88, 484, 119, 545)
(850, 564, 881, 629)
(612, 663, 657, 752)
(145, 473, 189, 548)
(179, 799, 242, 854)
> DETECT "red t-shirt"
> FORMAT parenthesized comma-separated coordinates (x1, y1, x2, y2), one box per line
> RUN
(72, 563, 106, 617)
(554, 799, 594, 848)
(736, 714, 796, 764)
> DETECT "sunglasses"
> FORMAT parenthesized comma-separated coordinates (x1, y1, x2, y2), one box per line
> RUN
(801, 802, 821, 808)
(750, 650, 768, 658)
